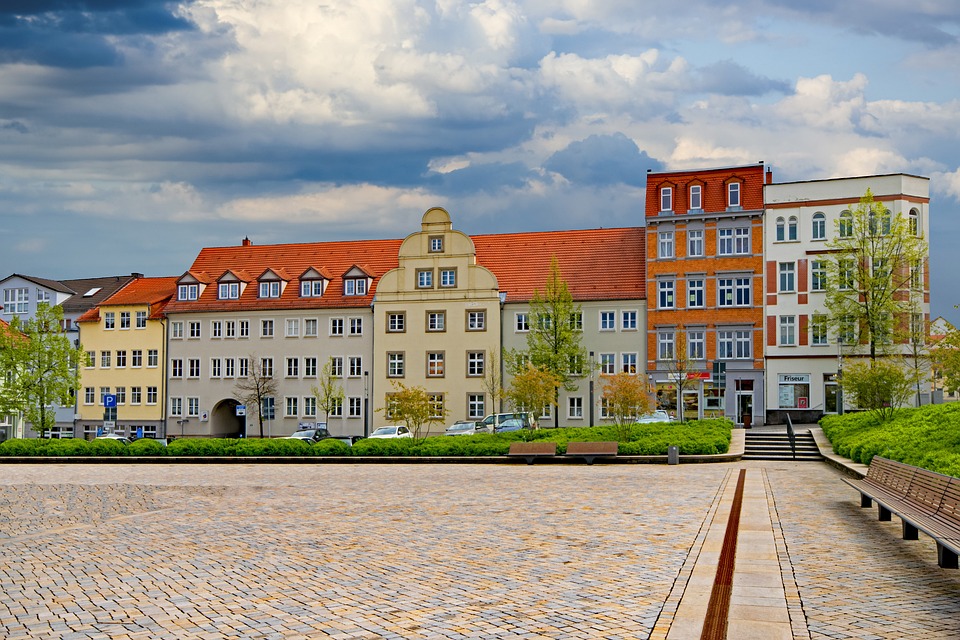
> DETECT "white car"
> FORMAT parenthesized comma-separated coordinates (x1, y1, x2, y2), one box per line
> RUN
(369, 425, 413, 439)
(95, 434, 131, 444)
(636, 410, 675, 423)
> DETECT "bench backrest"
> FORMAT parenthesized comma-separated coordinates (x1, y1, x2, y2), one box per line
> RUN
(906, 468, 952, 514)
(868, 457, 960, 523)
(566, 441, 618, 456)
(866, 457, 916, 497)
(508, 441, 557, 456)
(938, 480, 960, 526)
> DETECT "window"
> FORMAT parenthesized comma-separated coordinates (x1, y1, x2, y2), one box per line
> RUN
(427, 352, 445, 377)
(568, 397, 583, 419)
(211, 320, 223, 339)
(718, 277, 751, 307)
(811, 261, 826, 292)
(285, 397, 299, 418)
(261, 357, 274, 378)
(569, 312, 582, 331)
(239, 358, 249, 377)
(658, 231, 674, 258)
(104, 312, 115, 330)
(99, 387, 110, 405)
(330, 357, 343, 377)
(116, 350, 127, 368)
(259, 281, 281, 298)
(348, 397, 362, 418)
(188, 321, 200, 338)
(417, 269, 434, 288)
(188, 358, 200, 378)
(170, 398, 182, 417)
(286, 318, 299, 337)
(687, 229, 703, 257)
(779, 262, 795, 292)
(718, 228, 733, 255)
(304, 318, 318, 337)
(658, 330, 675, 360)
(211, 358, 222, 378)
(171, 321, 183, 339)
(812, 314, 828, 346)
(838, 259, 854, 291)
(776, 217, 785, 242)
(131, 387, 142, 405)
(718, 330, 752, 359)
(872, 258, 890, 281)
(261, 319, 274, 337)
(178, 284, 198, 301)
(660, 186, 672, 212)
(728, 182, 740, 208)
(910, 313, 925, 344)
(147, 350, 158, 367)
(329, 397, 343, 418)
(225, 358, 235, 378)
(600, 311, 615, 331)
(348, 356, 362, 377)
(718, 278, 733, 307)
(2, 287, 28, 314)
(330, 318, 344, 336)
(787, 216, 798, 241)
(779, 316, 796, 346)
(812, 212, 826, 240)
(101, 351, 111, 368)
(304, 397, 317, 417)
(687, 330, 705, 360)
(839, 316, 856, 345)
(304, 357, 317, 378)
(427, 311, 445, 332)
(145, 387, 157, 406)
(300, 280, 324, 297)
(515, 313, 529, 332)
(131, 350, 142, 368)
(286, 357, 299, 377)
(688, 278, 704, 308)
(658, 279, 675, 309)
(219, 282, 240, 299)
(85, 351, 95, 367)
(910, 260, 923, 290)
(734, 227, 750, 254)
(600, 353, 615, 375)
(440, 269, 456, 288)
(839, 210, 852, 238)
(777, 376, 810, 410)
(621, 353, 638, 374)
(468, 394, 485, 419)
(239, 320, 249, 338)
(387, 313, 405, 332)
(84, 387, 95, 404)
(467, 310, 486, 331)
(909, 208, 919, 236)
(467, 351, 485, 376)
(429, 236, 444, 252)
(689, 185, 702, 210)
(349, 317, 363, 336)
(119, 312, 130, 329)
(621, 310, 637, 331)
(115, 387, 125, 405)
(388, 352, 404, 378)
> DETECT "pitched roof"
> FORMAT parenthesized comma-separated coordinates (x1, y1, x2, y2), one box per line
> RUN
(474, 227, 646, 302)
(59, 275, 142, 314)
(2, 273, 75, 294)
(75, 276, 179, 323)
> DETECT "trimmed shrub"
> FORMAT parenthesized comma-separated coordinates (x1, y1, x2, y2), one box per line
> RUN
(312, 438, 351, 456)
(234, 438, 312, 457)
(128, 438, 168, 456)
(0, 438, 49, 456)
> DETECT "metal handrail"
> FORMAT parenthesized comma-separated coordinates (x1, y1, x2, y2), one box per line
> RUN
(785, 413, 796, 459)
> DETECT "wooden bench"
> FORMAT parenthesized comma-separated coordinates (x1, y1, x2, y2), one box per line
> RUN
(507, 441, 557, 465)
(842, 456, 960, 569)
(564, 441, 618, 465)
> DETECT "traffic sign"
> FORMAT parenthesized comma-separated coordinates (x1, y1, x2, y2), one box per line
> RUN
(104, 394, 117, 408)
(236, 405, 246, 417)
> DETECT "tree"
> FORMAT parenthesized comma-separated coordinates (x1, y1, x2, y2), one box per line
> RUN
(660, 327, 698, 423)
(312, 357, 345, 423)
(600, 372, 652, 440)
(482, 349, 505, 416)
(0, 303, 81, 437)
(930, 321, 960, 396)
(840, 358, 917, 422)
(509, 257, 586, 422)
(505, 364, 562, 426)
(824, 189, 928, 361)
(382, 382, 444, 442)
(233, 354, 278, 438)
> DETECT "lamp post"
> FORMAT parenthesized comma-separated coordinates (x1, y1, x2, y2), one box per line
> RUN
(363, 371, 370, 437)
(177, 418, 189, 438)
(837, 338, 844, 416)
(588, 351, 595, 427)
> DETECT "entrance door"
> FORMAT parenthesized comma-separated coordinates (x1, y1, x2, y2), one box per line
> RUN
(824, 382, 838, 413)
(736, 392, 753, 425)
(682, 389, 700, 422)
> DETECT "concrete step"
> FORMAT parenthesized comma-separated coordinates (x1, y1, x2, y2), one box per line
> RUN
(742, 431, 822, 461)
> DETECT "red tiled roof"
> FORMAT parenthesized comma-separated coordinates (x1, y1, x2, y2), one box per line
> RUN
(76, 276, 179, 323)
(645, 164, 767, 217)
(474, 227, 646, 302)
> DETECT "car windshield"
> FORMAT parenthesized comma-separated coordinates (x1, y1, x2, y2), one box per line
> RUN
(372, 427, 396, 435)
(290, 431, 314, 437)
(447, 423, 472, 431)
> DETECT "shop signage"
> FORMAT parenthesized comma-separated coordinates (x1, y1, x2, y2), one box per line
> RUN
(778, 373, 810, 384)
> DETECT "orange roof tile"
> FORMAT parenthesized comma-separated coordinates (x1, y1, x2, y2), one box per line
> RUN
(76, 276, 178, 323)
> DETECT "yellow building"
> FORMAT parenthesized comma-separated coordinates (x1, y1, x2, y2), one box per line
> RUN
(75, 276, 177, 439)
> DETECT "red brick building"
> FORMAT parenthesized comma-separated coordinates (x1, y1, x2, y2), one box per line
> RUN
(645, 164, 769, 424)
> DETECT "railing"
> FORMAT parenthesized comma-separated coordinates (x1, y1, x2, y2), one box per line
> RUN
(785, 413, 797, 460)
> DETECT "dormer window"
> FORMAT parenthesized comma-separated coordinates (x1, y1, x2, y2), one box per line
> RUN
(301, 280, 325, 297)
(429, 236, 444, 253)
(259, 281, 281, 298)
(689, 185, 702, 210)
(178, 284, 198, 301)
(218, 283, 240, 299)
(344, 278, 367, 296)
(728, 182, 741, 208)
(660, 187, 672, 212)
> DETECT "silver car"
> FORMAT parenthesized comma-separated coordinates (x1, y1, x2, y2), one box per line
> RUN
(444, 420, 487, 436)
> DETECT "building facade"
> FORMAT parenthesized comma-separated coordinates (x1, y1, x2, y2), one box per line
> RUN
(645, 164, 769, 425)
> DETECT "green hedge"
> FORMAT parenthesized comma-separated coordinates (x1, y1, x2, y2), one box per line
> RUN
(820, 404, 960, 476)
(0, 419, 733, 459)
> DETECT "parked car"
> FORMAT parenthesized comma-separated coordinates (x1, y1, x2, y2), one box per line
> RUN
(636, 410, 675, 424)
(95, 434, 131, 444)
(482, 412, 536, 430)
(445, 420, 487, 436)
(284, 426, 331, 443)
(494, 418, 526, 433)
(329, 435, 364, 446)
(369, 425, 412, 439)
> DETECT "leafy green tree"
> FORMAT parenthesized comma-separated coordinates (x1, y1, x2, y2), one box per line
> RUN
(509, 257, 586, 421)
(600, 372, 652, 440)
(233, 354, 278, 438)
(0, 303, 81, 437)
(823, 189, 928, 361)
(312, 357, 345, 423)
(660, 327, 698, 423)
(930, 322, 960, 395)
(841, 359, 917, 422)
(505, 364, 562, 426)
(382, 382, 444, 442)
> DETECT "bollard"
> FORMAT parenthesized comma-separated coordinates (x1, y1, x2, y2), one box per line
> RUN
(667, 445, 679, 465)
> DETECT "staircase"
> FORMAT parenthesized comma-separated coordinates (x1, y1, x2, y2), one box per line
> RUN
(743, 427, 823, 461)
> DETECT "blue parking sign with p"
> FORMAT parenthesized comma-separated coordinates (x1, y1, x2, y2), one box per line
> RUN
(104, 394, 117, 408)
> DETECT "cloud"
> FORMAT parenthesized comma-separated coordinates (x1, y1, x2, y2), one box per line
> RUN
(694, 60, 791, 96)
(544, 133, 663, 186)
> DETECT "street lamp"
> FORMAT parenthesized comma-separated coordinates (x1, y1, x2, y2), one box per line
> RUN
(177, 418, 189, 438)
(363, 371, 370, 437)
(836, 338, 844, 416)
(588, 351, 595, 427)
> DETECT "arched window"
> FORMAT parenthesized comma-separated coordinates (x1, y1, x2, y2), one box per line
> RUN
(909, 208, 919, 236)
(788, 216, 798, 241)
(812, 212, 826, 240)
(882, 209, 891, 235)
(776, 217, 785, 242)
(839, 210, 853, 238)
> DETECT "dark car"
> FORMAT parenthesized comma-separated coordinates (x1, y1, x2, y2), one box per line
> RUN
(494, 418, 526, 433)
(284, 426, 331, 443)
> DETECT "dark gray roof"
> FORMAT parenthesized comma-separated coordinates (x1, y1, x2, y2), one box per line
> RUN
(59, 275, 141, 314)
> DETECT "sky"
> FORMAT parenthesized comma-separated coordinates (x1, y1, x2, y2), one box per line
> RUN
(1, 0, 959, 323)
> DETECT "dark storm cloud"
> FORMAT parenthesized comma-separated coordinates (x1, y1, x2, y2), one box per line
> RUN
(0, 0, 195, 68)
(544, 134, 664, 187)
(430, 161, 538, 195)
(695, 60, 791, 96)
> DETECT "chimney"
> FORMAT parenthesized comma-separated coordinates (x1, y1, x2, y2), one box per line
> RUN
(242, 237, 252, 247)
(765, 167, 773, 185)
